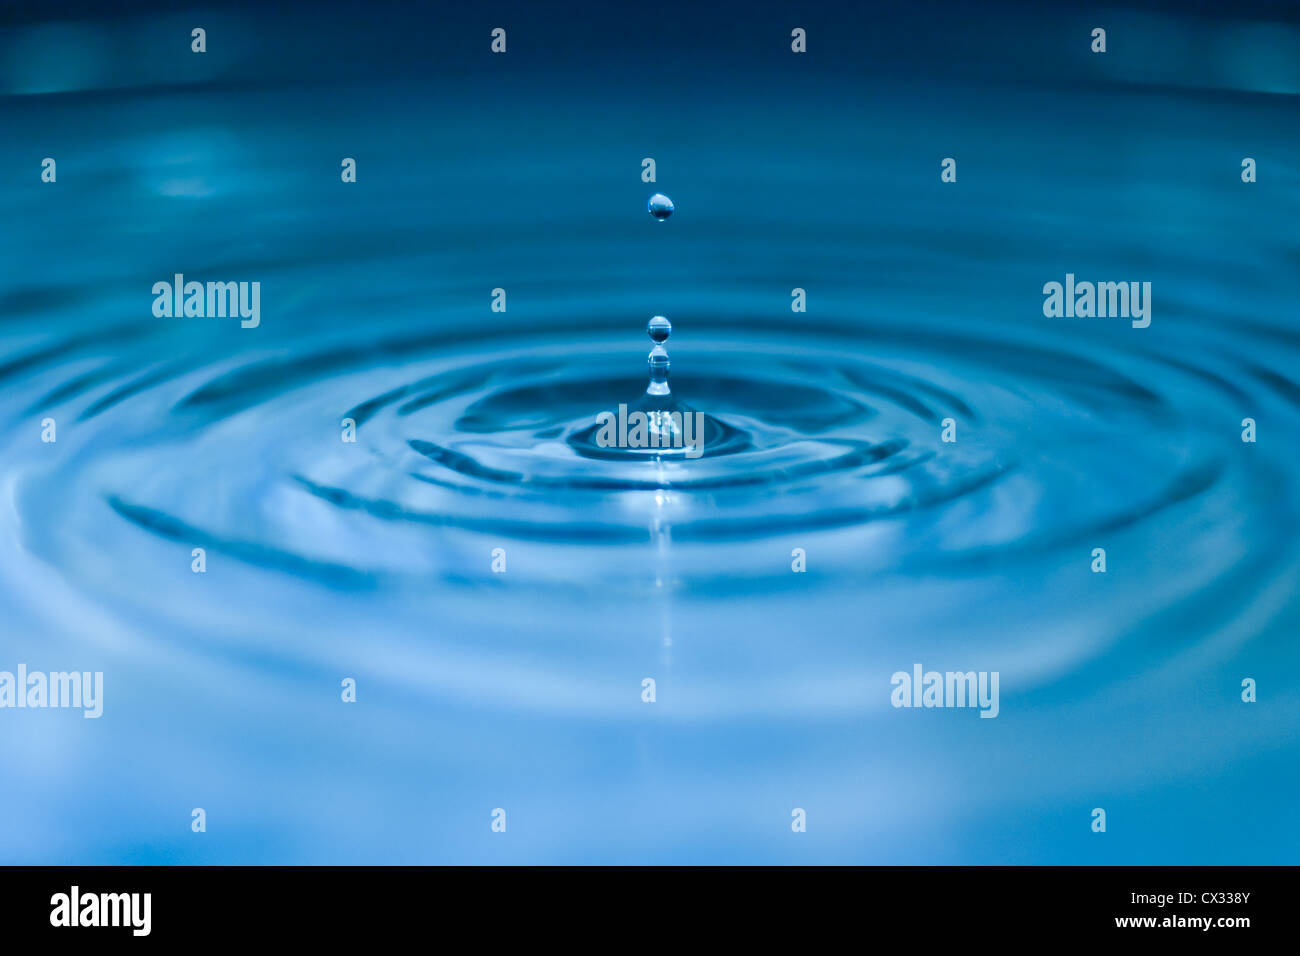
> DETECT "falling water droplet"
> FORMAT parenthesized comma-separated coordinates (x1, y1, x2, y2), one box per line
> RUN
(647, 315, 671, 396)
(647, 315, 671, 343)
(647, 193, 674, 221)
(568, 313, 745, 461)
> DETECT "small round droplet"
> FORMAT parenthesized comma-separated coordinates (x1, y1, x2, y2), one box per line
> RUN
(647, 315, 671, 343)
(647, 193, 674, 221)
(645, 317, 672, 396)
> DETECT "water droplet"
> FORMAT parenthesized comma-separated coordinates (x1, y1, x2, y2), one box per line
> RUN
(646, 316, 671, 396)
(647, 315, 671, 343)
(647, 347, 670, 396)
(647, 193, 674, 220)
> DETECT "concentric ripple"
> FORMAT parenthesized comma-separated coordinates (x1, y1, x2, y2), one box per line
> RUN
(10, 315, 1278, 595)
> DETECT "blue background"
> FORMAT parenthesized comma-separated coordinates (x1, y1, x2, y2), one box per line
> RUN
(1, 0, 1298, 864)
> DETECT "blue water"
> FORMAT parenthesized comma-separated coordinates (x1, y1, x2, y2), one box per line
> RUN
(2, 1, 1299, 864)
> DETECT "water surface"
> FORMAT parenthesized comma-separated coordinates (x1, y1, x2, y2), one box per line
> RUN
(1, 1, 1299, 863)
